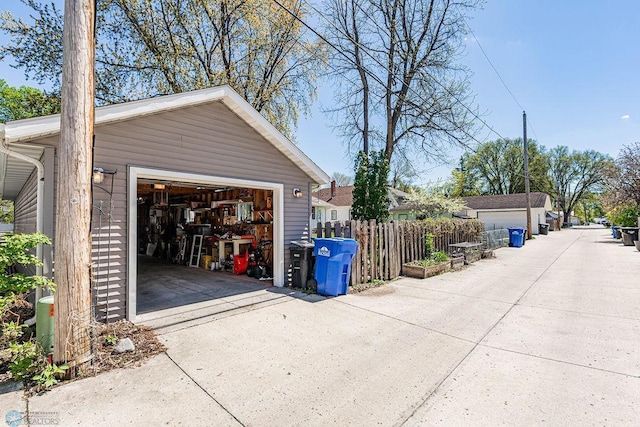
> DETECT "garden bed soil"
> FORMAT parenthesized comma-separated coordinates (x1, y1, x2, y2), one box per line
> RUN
(482, 249, 494, 259)
(1, 312, 166, 392)
(88, 320, 167, 377)
(450, 256, 465, 271)
(464, 251, 482, 264)
(402, 261, 450, 279)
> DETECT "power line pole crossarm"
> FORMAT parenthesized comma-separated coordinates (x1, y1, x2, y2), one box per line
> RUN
(523, 111, 532, 240)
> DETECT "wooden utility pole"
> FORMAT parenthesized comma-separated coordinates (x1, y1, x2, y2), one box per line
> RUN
(556, 180, 561, 231)
(523, 111, 532, 240)
(54, 0, 95, 373)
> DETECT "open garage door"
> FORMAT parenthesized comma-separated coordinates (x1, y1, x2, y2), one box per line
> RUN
(127, 166, 284, 321)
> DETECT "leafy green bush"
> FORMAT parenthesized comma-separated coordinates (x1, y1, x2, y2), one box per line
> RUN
(0, 232, 55, 297)
(608, 205, 639, 227)
(0, 232, 65, 390)
(425, 233, 435, 255)
(429, 251, 450, 263)
(410, 251, 450, 267)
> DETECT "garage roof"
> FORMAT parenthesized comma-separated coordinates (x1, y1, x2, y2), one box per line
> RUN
(0, 85, 330, 199)
(463, 193, 550, 210)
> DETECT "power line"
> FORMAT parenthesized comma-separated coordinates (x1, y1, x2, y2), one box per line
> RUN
(272, 0, 508, 146)
(464, 20, 540, 142)
(465, 22, 524, 111)
(271, 0, 542, 185)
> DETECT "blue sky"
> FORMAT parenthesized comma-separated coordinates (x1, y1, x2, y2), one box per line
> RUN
(2, 1, 639, 184)
(297, 0, 640, 182)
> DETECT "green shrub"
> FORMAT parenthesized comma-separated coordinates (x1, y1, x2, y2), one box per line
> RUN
(608, 205, 639, 227)
(0, 232, 55, 298)
(410, 251, 450, 267)
(0, 232, 63, 391)
(429, 251, 450, 263)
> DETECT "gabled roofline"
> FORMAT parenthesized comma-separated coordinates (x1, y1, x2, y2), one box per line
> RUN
(1, 85, 330, 185)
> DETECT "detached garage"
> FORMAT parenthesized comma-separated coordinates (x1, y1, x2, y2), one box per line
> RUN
(461, 193, 553, 235)
(0, 86, 329, 322)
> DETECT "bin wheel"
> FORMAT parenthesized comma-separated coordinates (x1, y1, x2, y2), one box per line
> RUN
(306, 278, 317, 292)
(246, 265, 256, 277)
(254, 265, 266, 279)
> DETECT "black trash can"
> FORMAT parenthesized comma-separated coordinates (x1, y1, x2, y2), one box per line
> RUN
(290, 246, 314, 288)
(539, 223, 549, 235)
(620, 227, 639, 246)
(614, 226, 622, 239)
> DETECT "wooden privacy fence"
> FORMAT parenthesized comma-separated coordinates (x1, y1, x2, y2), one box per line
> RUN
(315, 219, 484, 285)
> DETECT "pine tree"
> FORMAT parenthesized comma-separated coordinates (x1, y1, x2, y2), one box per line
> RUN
(352, 151, 390, 221)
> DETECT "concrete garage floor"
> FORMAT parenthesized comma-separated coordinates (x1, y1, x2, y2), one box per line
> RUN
(135, 256, 282, 329)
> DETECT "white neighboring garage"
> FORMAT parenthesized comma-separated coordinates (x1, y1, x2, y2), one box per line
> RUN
(461, 193, 553, 235)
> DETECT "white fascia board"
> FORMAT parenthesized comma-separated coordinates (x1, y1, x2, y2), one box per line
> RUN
(312, 198, 336, 208)
(475, 208, 527, 213)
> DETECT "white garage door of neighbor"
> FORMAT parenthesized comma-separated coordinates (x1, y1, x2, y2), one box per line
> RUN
(478, 211, 532, 232)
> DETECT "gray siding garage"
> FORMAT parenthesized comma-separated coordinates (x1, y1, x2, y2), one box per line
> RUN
(0, 86, 329, 322)
(461, 193, 553, 235)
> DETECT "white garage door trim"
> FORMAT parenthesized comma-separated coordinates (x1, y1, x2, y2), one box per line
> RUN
(127, 166, 284, 321)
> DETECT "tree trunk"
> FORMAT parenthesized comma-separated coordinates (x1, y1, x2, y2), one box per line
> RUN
(54, 0, 95, 374)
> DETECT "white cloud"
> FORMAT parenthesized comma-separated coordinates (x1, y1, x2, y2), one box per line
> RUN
(621, 114, 630, 119)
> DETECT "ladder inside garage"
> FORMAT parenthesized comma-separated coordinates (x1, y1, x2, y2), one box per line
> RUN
(189, 235, 204, 267)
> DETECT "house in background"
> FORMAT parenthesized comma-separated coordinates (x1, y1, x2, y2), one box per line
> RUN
(311, 183, 409, 224)
(311, 197, 336, 225)
(312, 182, 353, 223)
(459, 192, 553, 235)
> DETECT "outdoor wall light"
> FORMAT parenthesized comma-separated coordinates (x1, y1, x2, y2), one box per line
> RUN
(92, 167, 105, 184)
(152, 183, 166, 190)
(293, 188, 303, 198)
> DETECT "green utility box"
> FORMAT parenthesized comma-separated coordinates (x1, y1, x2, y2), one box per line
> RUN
(36, 295, 54, 355)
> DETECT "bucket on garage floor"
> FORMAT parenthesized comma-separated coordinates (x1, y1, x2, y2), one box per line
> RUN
(201, 255, 212, 269)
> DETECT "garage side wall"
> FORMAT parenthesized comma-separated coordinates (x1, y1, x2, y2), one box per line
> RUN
(13, 169, 37, 236)
(91, 101, 312, 320)
(477, 210, 541, 234)
(13, 168, 38, 275)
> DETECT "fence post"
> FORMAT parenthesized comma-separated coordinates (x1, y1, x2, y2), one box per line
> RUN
(377, 221, 384, 280)
(335, 221, 342, 238)
(369, 219, 376, 282)
(324, 221, 332, 238)
(349, 220, 358, 285)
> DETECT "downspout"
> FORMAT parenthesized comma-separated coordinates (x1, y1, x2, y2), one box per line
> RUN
(0, 131, 45, 325)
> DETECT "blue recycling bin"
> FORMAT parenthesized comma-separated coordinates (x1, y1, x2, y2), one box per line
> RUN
(313, 238, 359, 296)
(508, 227, 525, 248)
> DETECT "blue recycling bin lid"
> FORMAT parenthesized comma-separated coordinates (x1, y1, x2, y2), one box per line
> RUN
(508, 227, 524, 234)
(313, 238, 359, 258)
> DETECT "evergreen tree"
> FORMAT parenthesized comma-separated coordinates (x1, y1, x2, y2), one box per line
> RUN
(352, 151, 390, 221)
(351, 152, 369, 221)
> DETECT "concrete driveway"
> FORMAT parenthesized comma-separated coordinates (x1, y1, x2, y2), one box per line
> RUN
(14, 226, 640, 425)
